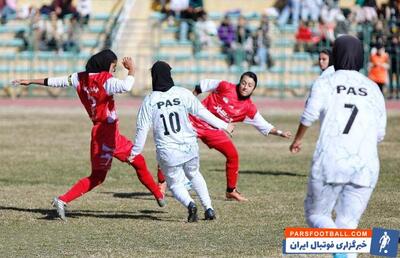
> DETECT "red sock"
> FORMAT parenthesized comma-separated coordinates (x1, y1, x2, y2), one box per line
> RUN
(157, 165, 166, 183)
(210, 140, 239, 190)
(59, 169, 107, 203)
(130, 154, 163, 199)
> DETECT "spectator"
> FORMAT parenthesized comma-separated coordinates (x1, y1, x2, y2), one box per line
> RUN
(235, 15, 252, 65)
(265, 0, 287, 18)
(63, 13, 80, 52)
(218, 15, 235, 66)
(320, 1, 342, 43)
(334, 10, 351, 37)
(252, 27, 272, 69)
(193, 10, 217, 52)
(295, 20, 313, 52)
(77, 0, 91, 25)
(236, 16, 251, 46)
(277, 0, 301, 27)
(260, 14, 269, 34)
(0, 0, 16, 24)
(386, 34, 400, 99)
(29, 8, 43, 51)
(368, 44, 390, 93)
(169, 0, 189, 40)
(301, 0, 322, 24)
(43, 11, 64, 52)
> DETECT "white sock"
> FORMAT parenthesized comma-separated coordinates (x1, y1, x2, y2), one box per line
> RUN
(190, 172, 212, 210)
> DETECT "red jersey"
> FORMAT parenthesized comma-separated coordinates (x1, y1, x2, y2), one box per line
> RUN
(190, 81, 257, 130)
(77, 72, 117, 124)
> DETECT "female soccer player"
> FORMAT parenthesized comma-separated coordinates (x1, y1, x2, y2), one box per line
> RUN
(130, 61, 234, 222)
(159, 71, 291, 201)
(13, 49, 165, 220)
(290, 35, 386, 258)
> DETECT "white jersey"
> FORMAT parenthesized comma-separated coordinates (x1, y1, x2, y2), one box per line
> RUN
(301, 70, 386, 187)
(132, 86, 228, 167)
(320, 65, 335, 78)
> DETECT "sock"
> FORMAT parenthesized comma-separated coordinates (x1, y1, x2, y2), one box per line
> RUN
(130, 154, 163, 199)
(59, 169, 107, 203)
(190, 172, 212, 210)
(157, 165, 166, 183)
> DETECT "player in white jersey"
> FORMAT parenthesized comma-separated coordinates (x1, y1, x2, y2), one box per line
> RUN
(290, 35, 386, 258)
(129, 61, 234, 222)
(318, 48, 335, 77)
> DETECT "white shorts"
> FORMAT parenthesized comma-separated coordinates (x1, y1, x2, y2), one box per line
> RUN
(304, 178, 374, 228)
(159, 156, 200, 188)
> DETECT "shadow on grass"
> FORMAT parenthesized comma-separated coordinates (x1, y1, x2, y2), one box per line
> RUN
(212, 168, 306, 177)
(101, 191, 153, 199)
(0, 205, 165, 221)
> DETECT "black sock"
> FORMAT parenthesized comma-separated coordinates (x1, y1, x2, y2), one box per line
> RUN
(227, 187, 235, 193)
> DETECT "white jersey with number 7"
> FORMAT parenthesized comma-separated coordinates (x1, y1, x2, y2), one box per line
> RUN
(131, 86, 228, 167)
(301, 70, 386, 188)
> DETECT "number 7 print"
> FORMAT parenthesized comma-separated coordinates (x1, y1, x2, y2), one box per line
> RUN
(343, 104, 358, 134)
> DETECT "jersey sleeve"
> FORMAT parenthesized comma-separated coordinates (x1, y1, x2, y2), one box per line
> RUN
(300, 79, 328, 126)
(185, 89, 228, 130)
(199, 79, 221, 93)
(131, 96, 152, 156)
(243, 111, 274, 135)
(375, 88, 387, 143)
(103, 75, 135, 95)
(47, 73, 79, 88)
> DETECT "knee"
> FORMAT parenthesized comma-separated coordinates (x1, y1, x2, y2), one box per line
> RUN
(185, 169, 200, 181)
(224, 147, 239, 162)
(89, 170, 107, 186)
(130, 154, 146, 170)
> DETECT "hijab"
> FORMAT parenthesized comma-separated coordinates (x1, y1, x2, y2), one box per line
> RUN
(332, 35, 364, 71)
(151, 61, 175, 92)
(236, 71, 257, 100)
(85, 49, 117, 73)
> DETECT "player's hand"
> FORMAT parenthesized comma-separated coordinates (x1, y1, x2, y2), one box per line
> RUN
(225, 123, 234, 137)
(281, 131, 292, 138)
(122, 57, 135, 73)
(12, 79, 30, 86)
(290, 140, 302, 153)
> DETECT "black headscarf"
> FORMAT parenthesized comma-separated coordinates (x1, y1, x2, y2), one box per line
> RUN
(85, 49, 118, 73)
(151, 61, 175, 92)
(332, 35, 364, 71)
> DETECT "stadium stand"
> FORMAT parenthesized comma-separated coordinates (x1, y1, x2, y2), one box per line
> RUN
(0, 0, 122, 97)
(1, 0, 399, 99)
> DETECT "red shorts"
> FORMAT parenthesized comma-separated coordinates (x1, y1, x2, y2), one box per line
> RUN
(91, 122, 133, 171)
(190, 115, 231, 147)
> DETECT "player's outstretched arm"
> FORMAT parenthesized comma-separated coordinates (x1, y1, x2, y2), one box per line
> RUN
(290, 123, 308, 153)
(269, 128, 292, 138)
(12, 79, 46, 86)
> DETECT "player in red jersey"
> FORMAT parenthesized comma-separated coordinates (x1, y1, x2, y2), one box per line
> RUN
(157, 71, 291, 201)
(13, 49, 165, 220)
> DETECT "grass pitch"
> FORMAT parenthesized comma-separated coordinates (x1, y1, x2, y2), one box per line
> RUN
(0, 105, 399, 257)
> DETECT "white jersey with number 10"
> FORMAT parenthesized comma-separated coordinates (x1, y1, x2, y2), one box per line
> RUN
(132, 86, 228, 167)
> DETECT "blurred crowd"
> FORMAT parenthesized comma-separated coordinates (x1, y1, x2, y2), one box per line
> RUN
(152, 0, 400, 99)
(152, 0, 274, 68)
(1, 0, 92, 53)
